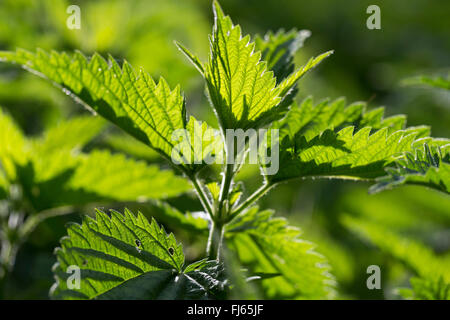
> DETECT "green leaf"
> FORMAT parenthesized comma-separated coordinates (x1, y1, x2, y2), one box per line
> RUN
(0, 49, 216, 173)
(254, 29, 311, 113)
(229, 181, 244, 207)
(140, 200, 209, 234)
(255, 29, 311, 84)
(206, 181, 221, 202)
(201, 1, 331, 130)
(0, 108, 27, 180)
(226, 207, 335, 299)
(171, 116, 223, 169)
(264, 97, 432, 183)
(0, 107, 190, 212)
(27, 150, 191, 211)
(273, 97, 417, 142)
(31, 116, 106, 155)
(51, 209, 226, 299)
(66, 150, 192, 202)
(370, 143, 450, 194)
(174, 41, 205, 75)
(268, 126, 420, 183)
(276, 50, 334, 99)
(103, 133, 160, 162)
(206, 180, 243, 208)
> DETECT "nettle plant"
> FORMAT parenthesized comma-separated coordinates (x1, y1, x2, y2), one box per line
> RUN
(0, 111, 191, 296)
(0, 1, 448, 299)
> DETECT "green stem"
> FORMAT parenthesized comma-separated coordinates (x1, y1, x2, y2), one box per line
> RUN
(189, 174, 214, 219)
(227, 182, 274, 222)
(206, 221, 225, 261)
(217, 163, 234, 220)
(206, 162, 234, 261)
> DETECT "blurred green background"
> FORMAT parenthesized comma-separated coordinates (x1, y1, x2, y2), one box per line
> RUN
(0, 0, 448, 299)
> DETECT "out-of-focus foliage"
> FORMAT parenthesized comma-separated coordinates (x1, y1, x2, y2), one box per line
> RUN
(343, 215, 450, 299)
(0, 108, 191, 212)
(402, 74, 450, 91)
(0, 0, 208, 88)
(0, 0, 209, 133)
